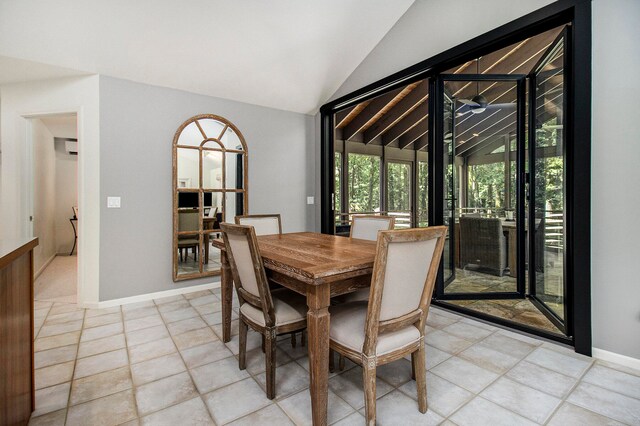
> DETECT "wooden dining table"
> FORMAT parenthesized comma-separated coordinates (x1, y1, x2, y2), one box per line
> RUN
(212, 232, 377, 426)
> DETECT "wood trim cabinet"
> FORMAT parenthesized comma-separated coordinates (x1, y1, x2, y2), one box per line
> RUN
(1, 238, 38, 425)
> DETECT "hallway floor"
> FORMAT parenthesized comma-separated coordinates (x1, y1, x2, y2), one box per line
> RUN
(35, 255, 77, 304)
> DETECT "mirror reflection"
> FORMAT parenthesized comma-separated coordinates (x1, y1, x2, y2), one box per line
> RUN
(173, 114, 248, 281)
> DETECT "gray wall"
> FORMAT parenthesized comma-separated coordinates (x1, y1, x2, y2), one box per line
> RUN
(321, 0, 640, 359)
(99, 77, 314, 301)
(590, 0, 640, 360)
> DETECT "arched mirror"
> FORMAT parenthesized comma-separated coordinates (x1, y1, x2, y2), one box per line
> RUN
(173, 114, 248, 281)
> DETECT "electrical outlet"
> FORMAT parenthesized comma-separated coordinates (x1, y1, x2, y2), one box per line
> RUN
(307, 196, 315, 205)
(107, 196, 121, 208)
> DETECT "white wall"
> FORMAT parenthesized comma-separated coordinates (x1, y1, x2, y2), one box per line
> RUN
(591, 0, 640, 360)
(0, 76, 100, 305)
(98, 76, 314, 301)
(324, 0, 640, 360)
(53, 137, 78, 253)
(32, 119, 57, 273)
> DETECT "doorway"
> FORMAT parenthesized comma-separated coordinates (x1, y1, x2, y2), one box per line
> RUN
(29, 113, 79, 304)
(434, 30, 569, 337)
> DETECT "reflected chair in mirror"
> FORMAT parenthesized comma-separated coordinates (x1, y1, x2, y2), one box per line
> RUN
(329, 227, 447, 425)
(220, 223, 307, 399)
(178, 210, 199, 262)
(235, 214, 282, 236)
(459, 217, 506, 277)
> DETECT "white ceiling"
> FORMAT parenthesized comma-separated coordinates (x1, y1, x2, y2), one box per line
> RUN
(0, 0, 414, 114)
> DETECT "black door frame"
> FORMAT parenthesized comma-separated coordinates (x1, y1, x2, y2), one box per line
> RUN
(434, 74, 527, 301)
(319, 0, 591, 355)
(527, 27, 571, 335)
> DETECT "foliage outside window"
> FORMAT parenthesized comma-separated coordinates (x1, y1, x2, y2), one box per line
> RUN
(348, 153, 380, 213)
(418, 161, 428, 227)
(468, 162, 506, 210)
(334, 152, 342, 214)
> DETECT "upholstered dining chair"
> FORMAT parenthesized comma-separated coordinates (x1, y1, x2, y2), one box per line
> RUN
(220, 223, 307, 399)
(235, 214, 282, 235)
(234, 213, 305, 347)
(178, 210, 199, 262)
(340, 215, 395, 304)
(350, 214, 395, 241)
(329, 226, 447, 425)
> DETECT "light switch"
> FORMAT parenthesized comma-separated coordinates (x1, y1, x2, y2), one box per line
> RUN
(307, 196, 315, 205)
(107, 196, 121, 208)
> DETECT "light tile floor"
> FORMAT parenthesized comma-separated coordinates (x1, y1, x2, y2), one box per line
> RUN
(29, 288, 640, 425)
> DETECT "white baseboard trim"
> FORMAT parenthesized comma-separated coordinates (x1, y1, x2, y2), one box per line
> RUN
(592, 347, 640, 371)
(80, 279, 221, 309)
(35, 254, 57, 279)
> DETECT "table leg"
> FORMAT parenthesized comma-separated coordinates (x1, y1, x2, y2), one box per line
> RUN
(307, 285, 330, 426)
(204, 235, 210, 264)
(220, 250, 233, 343)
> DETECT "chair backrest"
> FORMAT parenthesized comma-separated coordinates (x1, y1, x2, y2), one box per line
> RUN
(350, 215, 395, 241)
(178, 210, 199, 232)
(220, 223, 275, 326)
(459, 217, 504, 248)
(363, 226, 447, 356)
(235, 214, 282, 236)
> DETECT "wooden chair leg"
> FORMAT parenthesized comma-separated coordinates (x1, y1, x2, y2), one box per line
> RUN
(238, 320, 248, 370)
(338, 354, 345, 371)
(290, 332, 297, 348)
(363, 364, 377, 426)
(261, 334, 266, 353)
(329, 349, 335, 373)
(265, 331, 277, 400)
(413, 345, 427, 413)
(301, 330, 306, 346)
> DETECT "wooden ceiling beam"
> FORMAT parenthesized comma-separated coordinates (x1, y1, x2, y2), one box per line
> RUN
(381, 105, 428, 146)
(334, 106, 356, 128)
(399, 119, 429, 149)
(414, 133, 429, 151)
(342, 88, 403, 141)
(363, 80, 429, 144)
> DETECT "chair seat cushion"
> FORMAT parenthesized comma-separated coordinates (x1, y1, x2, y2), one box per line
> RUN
(329, 302, 421, 356)
(240, 289, 307, 327)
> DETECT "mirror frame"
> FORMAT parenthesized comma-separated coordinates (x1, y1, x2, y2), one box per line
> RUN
(172, 114, 248, 282)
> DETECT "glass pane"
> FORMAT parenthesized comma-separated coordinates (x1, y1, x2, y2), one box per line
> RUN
(443, 94, 455, 283)
(348, 153, 380, 214)
(202, 150, 223, 190)
(197, 118, 226, 140)
(386, 162, 411, 228)
(444, 80, 519, 294)
(177, 122, 204, 147)
(533, 38, 565, 320)
(176, 148, 199, 189)
(225, 153, 244, 189)
(203, 246, 222, 273)
(223, 127, 244, 150)
(223, 191, 243, 223)
(334, 152, 346, 234)
(417, 160, 428, 227)
(177, 233, 201, 276)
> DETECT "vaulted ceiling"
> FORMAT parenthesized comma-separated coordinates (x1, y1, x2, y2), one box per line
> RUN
(334, 26, 564, 153)
(0, 0, 414, 115)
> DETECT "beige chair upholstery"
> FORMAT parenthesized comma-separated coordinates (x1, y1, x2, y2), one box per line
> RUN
(235, 214, 282, 236)
(178, 210, 199, 262)
(220, 223, 306, 400)
(350, 215, 395, 241)
(329, 226, 447, 425)
(339, 215, 395, 304)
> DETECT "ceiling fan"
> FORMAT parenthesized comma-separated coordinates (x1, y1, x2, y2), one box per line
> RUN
(456, 57, 516, 117)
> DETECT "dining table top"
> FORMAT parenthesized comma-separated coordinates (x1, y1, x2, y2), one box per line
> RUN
(212, 232, 377, 284)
